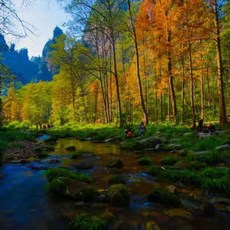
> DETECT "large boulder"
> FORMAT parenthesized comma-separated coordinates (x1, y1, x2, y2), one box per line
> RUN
(108, 184, 130, 207)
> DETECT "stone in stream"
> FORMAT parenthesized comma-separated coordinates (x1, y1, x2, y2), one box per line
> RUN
(107, 159, 123, 168)
(65, 146, 77, 152)
(75, 162, 94, 170)
(215, 144, 230, 151)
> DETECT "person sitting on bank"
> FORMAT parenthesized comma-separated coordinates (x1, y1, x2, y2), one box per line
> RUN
(139, 122, 146, 137)
(125, 128, 134, 138)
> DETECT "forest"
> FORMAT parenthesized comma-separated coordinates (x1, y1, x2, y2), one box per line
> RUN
(1, 0, 230, 128)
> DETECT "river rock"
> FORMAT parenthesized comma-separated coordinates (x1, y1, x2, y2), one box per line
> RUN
(166, 185, 177, 194)
(66, 146, 77, 152)
(48, 159, 61, 164)
(74, 201, 86, 207)
(210, 197, 230, 213)
(76, 162, 94, 170)
(108, 184, 129, 207)
(167, 144, 182, 150)
(215, 144, 230, 151)
(193, 151, 209, 155)
(145, 221, 161, 230)
(139, 136, 162, 148)
(107, 159, 123, 168)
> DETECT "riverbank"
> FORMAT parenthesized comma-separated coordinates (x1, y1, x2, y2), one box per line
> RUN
(1, 124, 229, 229)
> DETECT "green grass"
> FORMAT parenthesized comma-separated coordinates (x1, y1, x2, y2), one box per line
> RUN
(148, 166, 230, 196)
(69, 214, 109, 230)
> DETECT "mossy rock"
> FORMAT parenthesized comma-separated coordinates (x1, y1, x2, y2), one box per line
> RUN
(148, 187, 181, 207)
(75, 187, 97, 202)
(187, 161, 207, 171)
(45, 167, 92, 182)
(121, 139, 142, 150)
(137, 157, 153, 166)
(108, 175, 127, 185)
(38, 152, 49, 158)
(160, 157, 178, 166)
(108, 184, 129, 207)
(107, 159, 123, 169)
(47, 177, 68, 196)
(76, 162, 94, 170)
(71, 152, 82, 159)
(66, 146, 77, 152)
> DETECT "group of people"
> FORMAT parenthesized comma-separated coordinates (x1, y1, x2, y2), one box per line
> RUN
(125, 122, 146, 138)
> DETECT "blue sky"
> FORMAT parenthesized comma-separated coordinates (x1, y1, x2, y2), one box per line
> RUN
(9, 0, 69, 57)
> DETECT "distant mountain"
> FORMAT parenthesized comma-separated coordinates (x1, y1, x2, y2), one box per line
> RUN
(0, 26, 63, 84)
(39, 27, 63, 81)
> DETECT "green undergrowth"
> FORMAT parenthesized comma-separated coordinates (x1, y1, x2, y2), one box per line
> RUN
(148, 166, 230, 196)
(69, 214, 109, 230)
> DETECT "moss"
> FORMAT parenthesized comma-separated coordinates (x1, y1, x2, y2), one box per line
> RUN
(108, 184, 129, 207)
(45, 168, 92, 183)
(160, 157, 178, 166)
(148, 187, 181, 207)
(137, 157, 153, 166)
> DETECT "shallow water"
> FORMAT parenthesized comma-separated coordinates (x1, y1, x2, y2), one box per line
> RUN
(0, 138, 229, 230)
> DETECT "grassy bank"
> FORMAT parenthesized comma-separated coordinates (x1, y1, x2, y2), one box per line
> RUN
(0, 127, 36, 164)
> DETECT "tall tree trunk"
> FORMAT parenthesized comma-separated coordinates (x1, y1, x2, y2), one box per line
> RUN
(201, 72, 205, 120)
(188, 41, 196, 128)
(127, 0, 148, 124)
(181, 59, 185, 124)
(111, 39, 123, 127)
(214, 0, 227, 125)
(168, 30, 177, 123)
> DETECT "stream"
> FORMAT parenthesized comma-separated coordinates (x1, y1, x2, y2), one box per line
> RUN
(0, 137, 229, 229)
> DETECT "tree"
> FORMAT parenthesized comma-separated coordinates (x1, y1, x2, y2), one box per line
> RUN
(206, 0, 228, 125)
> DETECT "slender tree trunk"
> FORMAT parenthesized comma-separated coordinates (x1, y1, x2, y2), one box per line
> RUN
(181, 59, 185, 124)
(201, 72, 205, 120)
(188, 41, 196, 128)
(160, 93, 163, 122)
(127, 0, 148, 124)
(168, 30, 177, 123)
(111, 38, 123, 127)
(214, 0, 227, 125)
